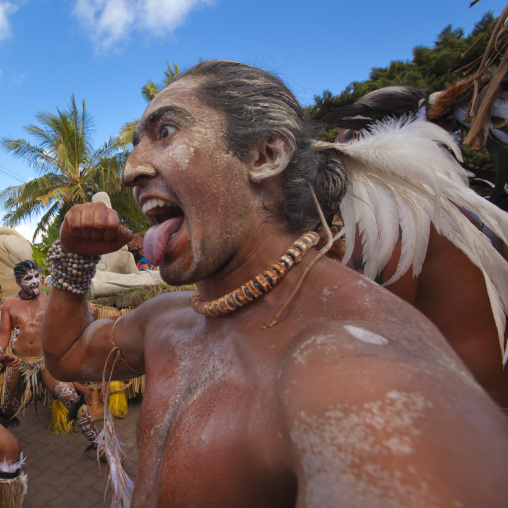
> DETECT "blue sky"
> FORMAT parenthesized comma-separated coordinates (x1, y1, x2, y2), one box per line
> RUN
(0, 0, 505, 240)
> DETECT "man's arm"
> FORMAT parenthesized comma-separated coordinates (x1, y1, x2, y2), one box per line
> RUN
(0, 302, 20, 369)
(41, 202, 139, 382)
(280, 324, 508, 508)
(0, 300, 12, 352)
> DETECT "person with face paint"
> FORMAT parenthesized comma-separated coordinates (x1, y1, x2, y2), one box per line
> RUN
(40, 61, 508, 507)
(0, 260, 103, 460)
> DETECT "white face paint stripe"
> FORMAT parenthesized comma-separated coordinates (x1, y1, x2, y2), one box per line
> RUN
(344, 325, 389, 345)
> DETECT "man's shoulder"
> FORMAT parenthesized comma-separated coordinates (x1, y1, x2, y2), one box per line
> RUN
(277, 315, 468, 414)
(1, 296, 19, 309)
(281, 318, 414, 374)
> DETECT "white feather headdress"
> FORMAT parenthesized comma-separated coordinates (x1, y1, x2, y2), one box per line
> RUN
(333, 117, 508, 363)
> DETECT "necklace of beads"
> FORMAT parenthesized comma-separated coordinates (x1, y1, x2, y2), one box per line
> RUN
(191, 231, 319, 317)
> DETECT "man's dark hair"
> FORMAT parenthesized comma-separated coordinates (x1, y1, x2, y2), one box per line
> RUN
(14, 260, 39, 280)
(170, 60, 347, 232)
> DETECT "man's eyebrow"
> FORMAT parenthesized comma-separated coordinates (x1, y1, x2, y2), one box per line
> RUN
(140, 105, 195, 133)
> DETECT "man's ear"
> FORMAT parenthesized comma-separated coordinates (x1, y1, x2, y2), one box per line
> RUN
(247, 129, 296, 183)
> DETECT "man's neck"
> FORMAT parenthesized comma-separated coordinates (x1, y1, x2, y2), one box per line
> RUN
(18, 290, 38, 301)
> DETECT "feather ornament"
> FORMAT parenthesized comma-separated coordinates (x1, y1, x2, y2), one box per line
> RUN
(0, 453, 26, 474)
(337, 117, 508, 362)
(98, 347, 135, 508)
(96, 390, 134, 507)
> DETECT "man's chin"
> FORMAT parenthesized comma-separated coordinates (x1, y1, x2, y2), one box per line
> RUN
(159, 262, 196, 288)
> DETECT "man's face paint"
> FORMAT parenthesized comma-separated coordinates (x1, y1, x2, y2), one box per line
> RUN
(20, 270, 40, 297)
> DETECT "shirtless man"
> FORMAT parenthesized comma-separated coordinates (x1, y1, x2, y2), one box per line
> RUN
(0, 425, 26, 507)
(0, 260, 102, 455)
(42, 60, 508, 507)
(327, 85, 508, 408)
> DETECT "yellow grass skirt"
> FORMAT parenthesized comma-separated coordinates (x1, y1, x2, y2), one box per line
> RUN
(50, 382, 129, 434)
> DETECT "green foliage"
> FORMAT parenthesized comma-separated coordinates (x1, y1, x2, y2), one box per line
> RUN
(116, 120, 139, 148)
(0, 95, 130, 240)
(31, 220, 60, 272)
(31, 243, 48, 272)
(460, 142, 495, 173)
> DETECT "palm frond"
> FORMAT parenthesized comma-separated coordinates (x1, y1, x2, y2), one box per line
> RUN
(117, 120, 139, 147)
(0, 138, 60, 175)
(1, 94, 126, 235)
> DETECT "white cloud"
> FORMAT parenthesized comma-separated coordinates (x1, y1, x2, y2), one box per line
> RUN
(73, 0, 215, 50)
(0, 1, 21, 41)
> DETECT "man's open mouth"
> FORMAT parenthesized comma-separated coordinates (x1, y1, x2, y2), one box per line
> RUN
(141, 198, 186, 266)
(28, 284, 40, 296)
(141, 198, 184, 227)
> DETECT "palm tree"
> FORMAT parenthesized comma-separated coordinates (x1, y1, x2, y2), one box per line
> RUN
(0, 94, 142, 240)
(118, 61, 180, 146)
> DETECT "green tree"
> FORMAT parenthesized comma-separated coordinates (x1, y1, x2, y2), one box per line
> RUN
(0, 95, 141, 239)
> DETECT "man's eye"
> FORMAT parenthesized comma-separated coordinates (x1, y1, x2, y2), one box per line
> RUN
(161, 125, 176, 139)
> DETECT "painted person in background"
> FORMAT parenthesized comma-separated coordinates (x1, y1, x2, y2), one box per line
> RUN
(0, 260, 103, 458)
(42, 60, 508, 507)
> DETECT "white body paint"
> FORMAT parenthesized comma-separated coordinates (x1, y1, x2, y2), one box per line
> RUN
(292, 391, 435, 508)
(344, 325, 389, 345)
(170, 145, 193, 170)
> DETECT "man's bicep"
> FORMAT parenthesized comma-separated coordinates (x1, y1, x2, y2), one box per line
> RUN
(100, 310, 145, 377)
(49, 313, 144, 382)
(82, 311, 145, 379)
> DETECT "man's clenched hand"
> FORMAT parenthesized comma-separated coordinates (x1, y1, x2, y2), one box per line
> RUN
(60, 202, 133, 256)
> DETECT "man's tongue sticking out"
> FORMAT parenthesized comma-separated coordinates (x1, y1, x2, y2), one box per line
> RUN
(144, 217, 185, 267)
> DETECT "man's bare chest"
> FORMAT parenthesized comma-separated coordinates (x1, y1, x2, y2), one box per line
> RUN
(10, 301, 45, 337)
(132, 344, 294, 507)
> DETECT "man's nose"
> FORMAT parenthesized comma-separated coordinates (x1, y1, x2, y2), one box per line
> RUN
(122, 158, 157, 187)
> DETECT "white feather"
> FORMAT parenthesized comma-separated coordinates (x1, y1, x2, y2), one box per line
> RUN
(365, 178, 400, 273)
(382, 192, 416, 286)
(354, 175, 380, 279)
(338, 116, 508, 362)
(339, 192, 357, 266)
(0, 453, 26, 474)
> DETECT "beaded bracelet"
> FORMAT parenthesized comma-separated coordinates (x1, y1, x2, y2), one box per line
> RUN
(46, 240, 101, 295)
